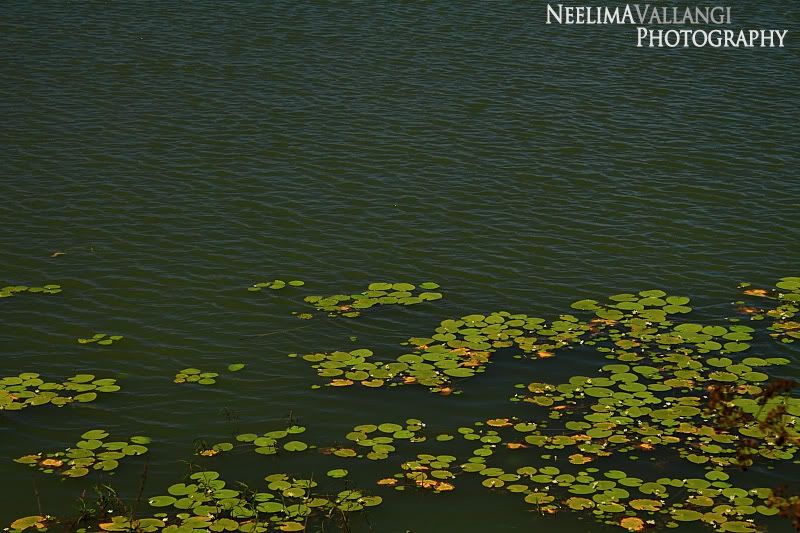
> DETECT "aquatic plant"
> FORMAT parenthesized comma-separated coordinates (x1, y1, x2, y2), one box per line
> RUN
(194, 440, 234, 457)
(736, 277, 800, 344)
(174, 368, 219, 385)
(301, 282, 442, 317)
(14, 430, 150, 477)
(9, 467, 383, 532)
(195, 425, 311, 457)
(289, 283, 796, 398)
(193, 422, 322, 458)
(288, 348, 398, 389)
(0, 373, 120, 411)
(279, 280, 799, 530)
(319, 419, 426, 461)
(767, 487, 800, 530)
(7, 278, 800, 532)
(393, 453, 458, 492)
(248, 279, 305, 292)
(0, 284, 61, 298)
(174, 364, 246, 386)
(147, 470, 382, 532)
(8, 515, 47, 532)
(706, 379, 798, 468)
(77, 333, 124, 345)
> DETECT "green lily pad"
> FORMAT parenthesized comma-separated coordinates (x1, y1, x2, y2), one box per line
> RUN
(283, 441, 308, 452)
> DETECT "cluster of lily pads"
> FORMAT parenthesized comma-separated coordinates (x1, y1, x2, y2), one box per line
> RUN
(289, 290, 692, 391)
(174, 364, 246, 386)
(393, 453, 458, 492)
(143, 470, 382, 532)
(248, 279, 305, 292)
(0, 284, 61, 298)
(192, 420, 428, 464)
(9, 469, 385, 533)
(301, 282, 442, 317)
(291, 332, 497, 391)
(289, 348, 400, 388)
(174, 368, 219, 385)
(495, 304, 799, 473)
(321, 420, 426, 460)
(358, 413, 786, 531)
(507, 358, 797, 466)
(290, 287, 791, 396)
(281, 282, 799, 530)
(736, 277, 800, 344)
(191, 425, 310, 458)
(288, 312, 568, 390)
(77, 333, 124, 345)
(6, 279, 800, 533)
(14, 430, 149, 477)
(233, 425, 311, 455)
(0, 373, 120, 411)
(462, 463, 779, 532)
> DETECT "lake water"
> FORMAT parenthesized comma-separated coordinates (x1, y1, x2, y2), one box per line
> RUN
(1, 2, 798, 532)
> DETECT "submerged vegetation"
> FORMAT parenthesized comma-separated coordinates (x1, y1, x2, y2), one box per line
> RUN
(3, 277, 799, 531)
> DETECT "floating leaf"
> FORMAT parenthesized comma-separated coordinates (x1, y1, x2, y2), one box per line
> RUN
(148, 495, 177, 507)
(283, 441, 308, 452)
(10, 516, 46, 531)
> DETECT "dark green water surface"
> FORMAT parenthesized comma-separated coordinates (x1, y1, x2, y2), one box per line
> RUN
(2, 2, 799, 531)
